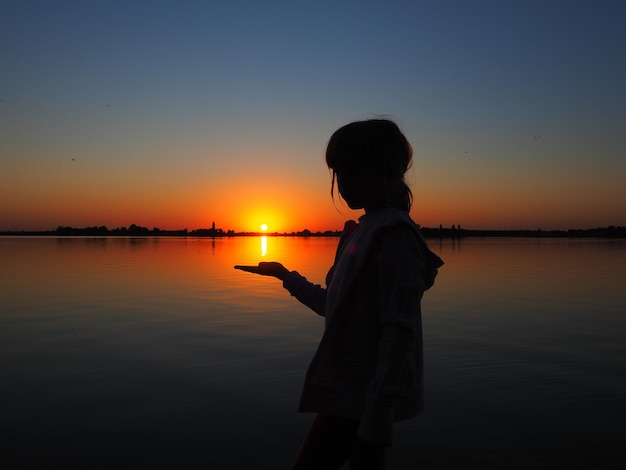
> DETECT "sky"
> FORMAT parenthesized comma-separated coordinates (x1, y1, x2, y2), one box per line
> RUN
(1, 0, 625, 233)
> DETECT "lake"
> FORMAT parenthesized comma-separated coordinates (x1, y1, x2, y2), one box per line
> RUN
(1, 236, 625, 469)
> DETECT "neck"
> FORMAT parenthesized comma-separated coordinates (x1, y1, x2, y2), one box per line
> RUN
(364, 203, 393, 214)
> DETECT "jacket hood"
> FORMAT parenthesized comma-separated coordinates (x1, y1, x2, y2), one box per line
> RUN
(346, 209, 444, 291)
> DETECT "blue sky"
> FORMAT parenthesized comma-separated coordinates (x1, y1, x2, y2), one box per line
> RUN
(1, 0, 625, 231)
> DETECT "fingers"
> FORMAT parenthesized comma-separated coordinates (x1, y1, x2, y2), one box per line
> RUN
(234, 264, 269, 275)
(234, 265, 259, 273)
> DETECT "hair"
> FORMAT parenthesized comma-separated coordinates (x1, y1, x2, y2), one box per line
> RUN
(325, 118, 414, 212)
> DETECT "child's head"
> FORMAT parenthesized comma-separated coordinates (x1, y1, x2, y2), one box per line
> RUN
(325, 119, 413, 212)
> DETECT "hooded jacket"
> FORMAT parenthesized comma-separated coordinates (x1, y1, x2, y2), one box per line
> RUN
(283, 207, 443, 445)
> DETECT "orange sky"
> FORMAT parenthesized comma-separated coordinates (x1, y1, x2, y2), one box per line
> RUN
(2, 144, 624, 233)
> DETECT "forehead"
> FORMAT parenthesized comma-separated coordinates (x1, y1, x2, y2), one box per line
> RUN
(331, 156, 379, 173)
(333, 163, 378, 177)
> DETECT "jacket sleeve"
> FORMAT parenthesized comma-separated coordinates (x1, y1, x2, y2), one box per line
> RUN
(358, 225, 427, 446)
(282, 270, 327, 316)
(280, 219, 357, 316)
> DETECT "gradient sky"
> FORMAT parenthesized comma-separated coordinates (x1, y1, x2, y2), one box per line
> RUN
(1, 0, 625, 232)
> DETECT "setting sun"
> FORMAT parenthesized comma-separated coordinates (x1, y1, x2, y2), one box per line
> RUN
(260, 223, 268, 232)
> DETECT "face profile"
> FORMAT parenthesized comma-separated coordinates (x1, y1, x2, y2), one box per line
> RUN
(335, 166, 385, 210)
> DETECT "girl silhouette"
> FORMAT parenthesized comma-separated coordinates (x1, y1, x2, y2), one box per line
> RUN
(235, 119, 444, 469)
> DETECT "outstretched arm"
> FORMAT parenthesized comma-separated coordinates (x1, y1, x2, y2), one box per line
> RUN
(234, 261, 289, 280)
(234, 262, 327, 316)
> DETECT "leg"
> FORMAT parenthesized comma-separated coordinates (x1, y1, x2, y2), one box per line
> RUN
(291, 414, 359, 470)
(347, 438, 386, 470)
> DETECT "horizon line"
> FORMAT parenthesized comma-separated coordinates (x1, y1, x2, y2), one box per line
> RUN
(1, 224, 625, 237)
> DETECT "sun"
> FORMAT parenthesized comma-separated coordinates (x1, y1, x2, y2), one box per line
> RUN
(260, 223, 268, 232)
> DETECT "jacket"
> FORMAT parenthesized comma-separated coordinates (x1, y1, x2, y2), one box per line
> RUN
(282, 207, 444, 445)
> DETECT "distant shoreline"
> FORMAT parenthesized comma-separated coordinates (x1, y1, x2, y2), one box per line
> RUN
(1, 225, 625, 238)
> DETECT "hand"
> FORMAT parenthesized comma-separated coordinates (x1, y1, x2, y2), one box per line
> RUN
(234, 262, 289, 281)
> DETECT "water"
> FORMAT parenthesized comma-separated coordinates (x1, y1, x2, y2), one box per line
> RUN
(1, 236, 625, 468)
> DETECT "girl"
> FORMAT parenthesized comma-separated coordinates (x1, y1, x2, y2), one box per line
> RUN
(235, 119, 443, 469)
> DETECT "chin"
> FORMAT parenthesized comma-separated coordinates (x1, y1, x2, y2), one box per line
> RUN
(346, 202, 364, 210)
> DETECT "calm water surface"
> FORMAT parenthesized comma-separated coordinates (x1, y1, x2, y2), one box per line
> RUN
(1, 236, 625, 468)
